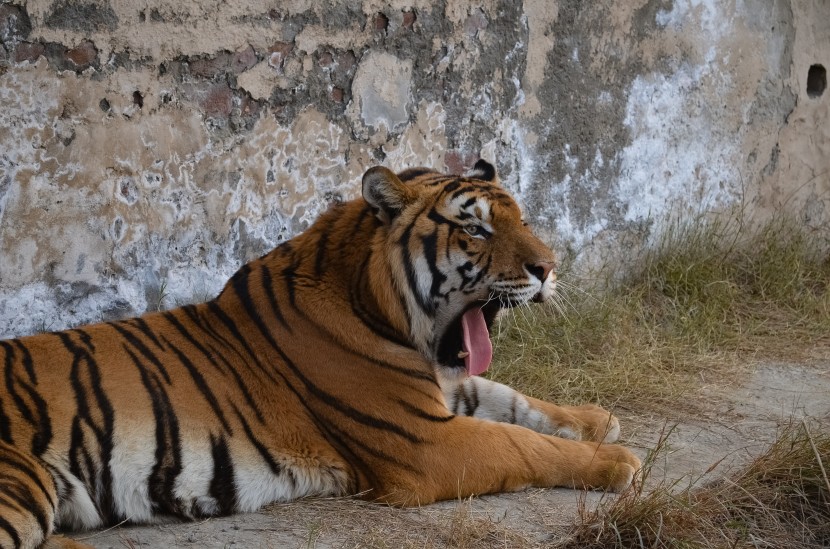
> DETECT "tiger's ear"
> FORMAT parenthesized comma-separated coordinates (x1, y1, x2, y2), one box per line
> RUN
(465, 159, 499, 184)
(362, 166, 416, 223)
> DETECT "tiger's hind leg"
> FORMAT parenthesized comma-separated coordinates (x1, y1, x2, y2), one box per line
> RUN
(441, 375, 620, 443)
(0, 442, 90, 549)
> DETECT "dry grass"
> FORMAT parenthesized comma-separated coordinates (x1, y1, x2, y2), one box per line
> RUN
(265, 496, 537, 549)
(488, 214, 830, 412)
(560, 420, 830, 548)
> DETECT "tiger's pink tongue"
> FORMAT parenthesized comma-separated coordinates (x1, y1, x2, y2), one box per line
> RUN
(461, 308, 493, 376)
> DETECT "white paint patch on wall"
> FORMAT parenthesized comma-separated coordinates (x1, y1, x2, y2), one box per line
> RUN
(616, 65, 741, 226)
(616, 0, 741, 233)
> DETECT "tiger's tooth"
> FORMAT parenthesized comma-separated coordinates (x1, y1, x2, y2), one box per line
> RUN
(457, 351, 470, 358)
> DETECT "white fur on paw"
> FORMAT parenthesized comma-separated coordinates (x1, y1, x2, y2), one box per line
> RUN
(602, 416, 621, 443)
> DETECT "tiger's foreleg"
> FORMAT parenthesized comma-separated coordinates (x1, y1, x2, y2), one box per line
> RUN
(0, 442, 90, 549)
(375, 416, 640, 506)
(439, 375, 620, 443)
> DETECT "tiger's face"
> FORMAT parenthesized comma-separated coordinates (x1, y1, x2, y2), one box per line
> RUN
(363, 160, 557, 379)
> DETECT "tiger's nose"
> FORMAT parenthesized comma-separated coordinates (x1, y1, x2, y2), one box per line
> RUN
(526, 261, 556, 282)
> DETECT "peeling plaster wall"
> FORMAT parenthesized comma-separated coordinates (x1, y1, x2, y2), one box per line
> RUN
(0, 0, 828, 338)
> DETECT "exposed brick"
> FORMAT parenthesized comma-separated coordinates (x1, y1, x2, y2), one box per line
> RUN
(189, 55, 227, 78)
(231, 45, 257, 74)
(65, 40, 97, 69)
(445, 151, 479, 175)
(14, 41, 44, 63)
(402, 10, 416, 29)
(330, 87, 343, 103)
(337, 50, 356, 72)
(201, 82, 233, 117)
(464, 10, 488, 36)
(374, 12, 388, 32)
(318, 51, 334, 69)
(267, 41, 293, 72)
(268, 41, 293, 59)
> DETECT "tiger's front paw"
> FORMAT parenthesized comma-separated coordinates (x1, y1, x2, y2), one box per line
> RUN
(579, 443, 641, 492)
(560, 404, 621, 443)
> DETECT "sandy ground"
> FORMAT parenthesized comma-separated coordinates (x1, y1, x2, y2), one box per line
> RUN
(69, 361, 830, 548)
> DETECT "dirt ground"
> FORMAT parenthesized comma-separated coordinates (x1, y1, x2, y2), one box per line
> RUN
(69, 361, 830, 548)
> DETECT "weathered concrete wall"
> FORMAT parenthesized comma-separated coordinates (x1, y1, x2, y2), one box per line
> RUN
(0, 0, 828, 338)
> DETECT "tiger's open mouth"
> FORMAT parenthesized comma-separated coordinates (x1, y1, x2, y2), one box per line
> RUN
(436, 294, 533, 375)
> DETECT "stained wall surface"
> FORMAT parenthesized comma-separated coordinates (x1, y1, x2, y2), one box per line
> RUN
(0, 0, 828, 338)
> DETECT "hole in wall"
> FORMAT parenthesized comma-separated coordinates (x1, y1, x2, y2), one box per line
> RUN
(133, 90, 144, 108)
(807, 64, 826, 98)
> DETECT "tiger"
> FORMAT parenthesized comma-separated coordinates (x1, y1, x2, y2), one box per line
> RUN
(0, 160, 640, 549)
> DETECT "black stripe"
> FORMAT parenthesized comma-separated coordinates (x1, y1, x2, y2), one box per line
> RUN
(8, 341, 50, 457)
(422, 175, 454, 187)
(181, 305, 261, 374)
(232, 404, 297, 492)
(465, 253, 492, 290)
(58, 331, 117, 523)
(310, 415, 374, 489)
(421, 230, 448, 302)
(0, 511, 22, 548)
(284, 359, 423, 443)
(349, 256, 412, 349)
(282, 254, 302, 308)
(440, 180, 460, 194)
(396, 400, 455, 422)
(2, 341, 35, 425)
(12, 341, 36, 385)
(163, 312, 264, 422)
(323, 416, 417, 473)
(464, 383, 479, 415)
(231, 283, 425, 442)
(161, 336, 232, 433)
(397, 167, 434, 181)
(206, 302, 278, 385)
(400, 203, 435, 315)
(0, 480, 50, 534)
(336, 344, 435, 385)
(18, 381, 52, 456)
(209, 435, 236, 515)
(231, 405, 282, 476)
(233, 357, 367, 491)
(314, 225, 330, 277)
(0, 397, 12, 444)
(109, 323, 172, 384)
(346, 205, 374, 243)
(0, 455, 56, 510)
(123, 347, 186, 519)
(426, 207, 461, 229)
(74, 328, 96, 352)
(162, 313, 226, 376)
(128, 318, 165, 351)
(46, 464, 72, 501)
(260, 267, 290, 331)
(453, 386, 464, 415)
(227, 280, 429, 450)
(229, 269, 285, 355)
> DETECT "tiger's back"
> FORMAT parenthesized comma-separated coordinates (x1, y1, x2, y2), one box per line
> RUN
(0, 162, 640, 549)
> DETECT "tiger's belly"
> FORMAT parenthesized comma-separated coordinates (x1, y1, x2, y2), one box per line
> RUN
(49, 428, 350, 530)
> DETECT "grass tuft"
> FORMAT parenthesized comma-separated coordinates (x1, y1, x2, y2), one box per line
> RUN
(488, 215, 830, 411)
(560, 420, 830, 548)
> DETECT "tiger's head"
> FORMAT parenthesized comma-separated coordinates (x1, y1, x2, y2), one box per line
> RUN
(362, 160, 557, 380)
